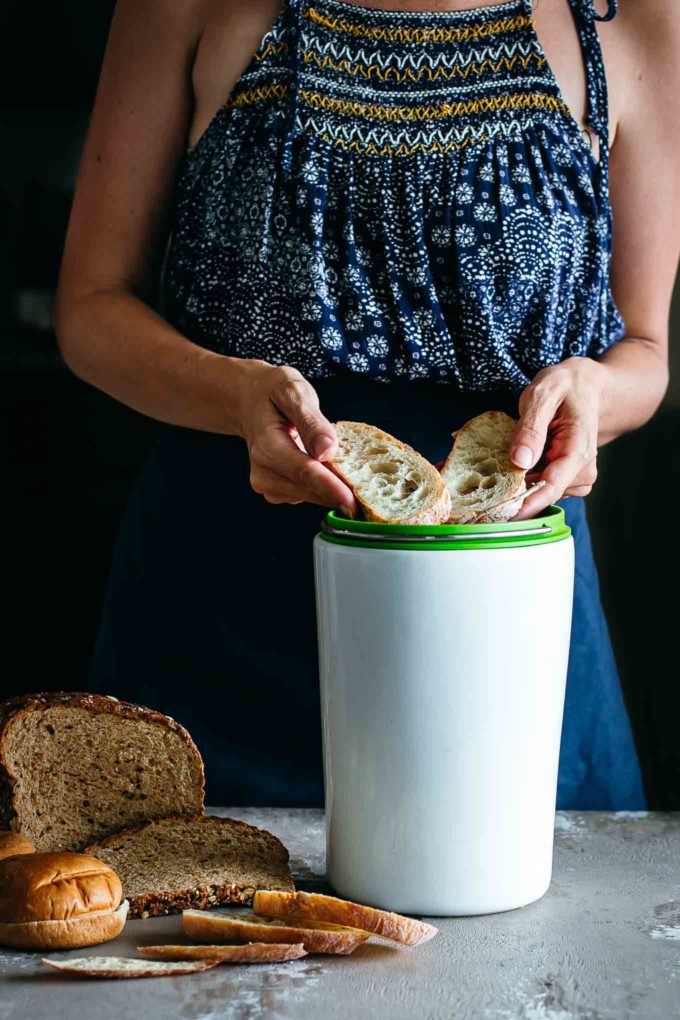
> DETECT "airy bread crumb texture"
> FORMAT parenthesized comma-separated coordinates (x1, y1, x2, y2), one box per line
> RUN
(86, 816, 294, 918)
(331, 422, 451, 525)
(442, 411, 527, 523)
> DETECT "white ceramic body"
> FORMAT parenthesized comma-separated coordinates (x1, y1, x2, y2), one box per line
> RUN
(314, 535, 575, 916)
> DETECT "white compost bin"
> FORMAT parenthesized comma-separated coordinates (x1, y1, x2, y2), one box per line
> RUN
(314, 506, 574, 916)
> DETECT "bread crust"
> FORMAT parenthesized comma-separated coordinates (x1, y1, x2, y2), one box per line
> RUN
(138, 943, 307, 963)
(0, 692, 205, 837)
(0, 831, 34, 860)
(253, 890, 438, 947)
(0, 852, 122, 924)
(183, 909, 369, 954)
(331, 422, 452, 525)
(85, 815, 294, 918)
(0, 900, 128, 950)
(42, 954, 218, 978)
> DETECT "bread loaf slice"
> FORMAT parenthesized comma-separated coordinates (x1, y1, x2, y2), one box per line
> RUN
(85, 815, 294, 918)
(330, 422, 451, 525)
(0, 693, 205, 852)
(253, 890, 438, 947)
(183, 908, 369, 954)
(441, 412, 528, 523)
(42, 956, 219, 978)
(138, 943, 307, 963)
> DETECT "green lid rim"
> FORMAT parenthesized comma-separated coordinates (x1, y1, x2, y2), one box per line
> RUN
(319, 505, 571, 551)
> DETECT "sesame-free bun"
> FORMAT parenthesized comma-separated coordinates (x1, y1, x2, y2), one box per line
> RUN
(0, 851, 127, 950)
(0, 831, 35, 860)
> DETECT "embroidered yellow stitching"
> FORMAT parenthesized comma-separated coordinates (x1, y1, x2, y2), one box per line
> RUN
(305, 8, 533, 44)
(254, 41, 288, 62)
(320, 131, 489, 156)
(229, 83, 288, 108)
(299, 89, 568, 121)
(302, 48, 544, 83)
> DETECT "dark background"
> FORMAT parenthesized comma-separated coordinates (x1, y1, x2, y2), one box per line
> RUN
(2, 2, 679, 807)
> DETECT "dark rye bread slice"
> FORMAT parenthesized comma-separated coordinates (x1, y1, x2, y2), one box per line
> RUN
(85, 815, 295, 918)
(0, 693, 204, 852)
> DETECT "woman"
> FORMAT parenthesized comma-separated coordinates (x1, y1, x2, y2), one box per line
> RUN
(55, 0, 677, 809)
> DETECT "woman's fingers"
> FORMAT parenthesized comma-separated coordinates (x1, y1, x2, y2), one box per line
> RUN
(249, 464, 335, 507)
(513, 453, 598, 520)
(251, 422, 356, 509)
(269, 368, 338, 461)
(510, 370, 568, 470)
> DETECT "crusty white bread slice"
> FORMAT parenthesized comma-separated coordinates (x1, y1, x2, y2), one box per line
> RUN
(42, 956, 219, 978)
(330, 422, 451, 525)
(138, 943, 306, 963)
(441, 412, 528, 523)
(253, 890, 438, 947)
(183, 908, 368, 955)
(0, 901, 129, 951)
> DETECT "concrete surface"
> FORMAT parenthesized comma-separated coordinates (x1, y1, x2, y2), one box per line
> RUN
(1, 808, 679, 1019)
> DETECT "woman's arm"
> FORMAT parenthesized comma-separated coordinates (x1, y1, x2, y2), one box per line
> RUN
(511, 0, 680, 519)
(55, 0, 355, 511)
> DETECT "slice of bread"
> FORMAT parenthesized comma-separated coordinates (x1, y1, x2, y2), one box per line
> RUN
(138, 943, 307, 963)
(330, 422, 451, 525)
(183, 909, 369, 955)
(85, 816, 294, 918)
(42, 956, 219, 978)
(0, 692, 204, 851)
(441, 412, 528, 523)
(253, 890, 438, 947)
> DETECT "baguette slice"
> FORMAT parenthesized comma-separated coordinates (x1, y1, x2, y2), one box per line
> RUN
(138, 943, 306, 963)
(253, 890, 438, 947)
(85, 815, 294, 919)
(330, 422, 451, 525)
(0, 692, 204, 851)
(183, 909, 369, 955)
(42, 956, 219, 978)
(441, 412, 528, 523)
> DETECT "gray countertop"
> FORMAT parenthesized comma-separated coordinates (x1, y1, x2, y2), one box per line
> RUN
(1, 808, 679, 1020)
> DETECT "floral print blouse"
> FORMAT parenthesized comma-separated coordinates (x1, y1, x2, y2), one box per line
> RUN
(164, 0, 623, 392)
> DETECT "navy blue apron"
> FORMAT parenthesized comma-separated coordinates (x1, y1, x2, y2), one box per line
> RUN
(88, 377, 646, 809)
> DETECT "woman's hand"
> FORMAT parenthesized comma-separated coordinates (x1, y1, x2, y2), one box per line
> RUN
(509, 357, 607, 521)
(237, 361, 357, 513)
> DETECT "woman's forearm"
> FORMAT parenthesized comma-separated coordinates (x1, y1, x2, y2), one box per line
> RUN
(54, 288, 257, 436)
(594, 336, 669, 446)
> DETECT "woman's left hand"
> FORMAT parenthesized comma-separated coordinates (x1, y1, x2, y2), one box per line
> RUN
(509, 357, 606, 521)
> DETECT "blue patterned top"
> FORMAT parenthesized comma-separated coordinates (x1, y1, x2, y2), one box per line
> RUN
(164, 0, 624, 391)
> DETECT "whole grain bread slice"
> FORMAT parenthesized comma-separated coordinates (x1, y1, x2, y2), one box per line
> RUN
(0, 692, 204, 852)
(183, 909, 369, 955)
(85, 816, 294, 919)
(253, 890, 438, 947)
(330, 422, 451, 525)
(441, 412, 528, 523)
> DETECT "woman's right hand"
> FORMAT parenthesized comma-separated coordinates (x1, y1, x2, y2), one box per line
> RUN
(237, 361, 357, 512)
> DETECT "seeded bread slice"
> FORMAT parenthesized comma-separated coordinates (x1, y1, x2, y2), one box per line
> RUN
(85, 816, 294, 919)
(330, 422, 451, 525)
(0, 693, 205, 852)
(441, 412, 528, 524)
